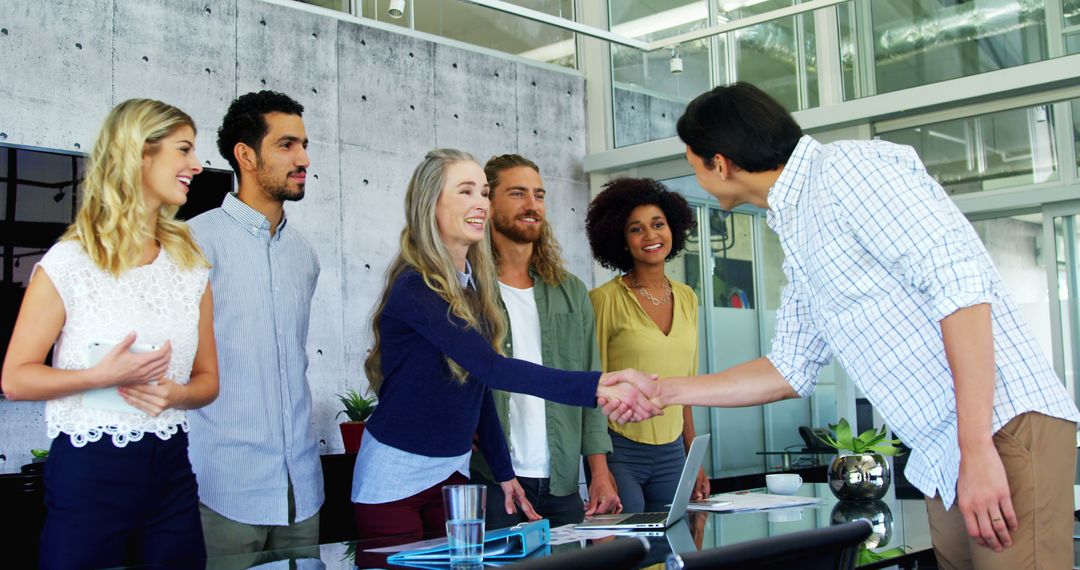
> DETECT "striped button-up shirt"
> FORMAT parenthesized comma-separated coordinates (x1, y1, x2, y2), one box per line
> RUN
(187, 193, 324, 525)
(766, 136, 1079, 509)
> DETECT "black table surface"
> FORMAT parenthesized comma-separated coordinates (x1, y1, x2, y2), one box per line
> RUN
(140, 483, 1080, 570)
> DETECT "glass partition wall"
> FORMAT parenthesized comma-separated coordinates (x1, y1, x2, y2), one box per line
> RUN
(612, 0, 1080, 148)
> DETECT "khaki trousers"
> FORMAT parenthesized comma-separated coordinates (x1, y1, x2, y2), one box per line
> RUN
(925, 412, 1077, 570)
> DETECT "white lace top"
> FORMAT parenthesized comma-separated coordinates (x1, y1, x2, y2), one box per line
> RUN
(36, 240, 209, 447)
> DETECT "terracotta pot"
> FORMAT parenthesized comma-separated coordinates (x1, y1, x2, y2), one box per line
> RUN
(339, 421, 366, 453)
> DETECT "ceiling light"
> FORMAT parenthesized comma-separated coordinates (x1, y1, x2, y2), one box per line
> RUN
(388, 0, 405, 19)
(670, 49, 683, 74)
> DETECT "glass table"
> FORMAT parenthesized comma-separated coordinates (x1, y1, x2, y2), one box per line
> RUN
(178, 483, 1080, 570)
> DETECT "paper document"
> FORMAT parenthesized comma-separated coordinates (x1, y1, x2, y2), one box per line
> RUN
(687, 492, 823, 512)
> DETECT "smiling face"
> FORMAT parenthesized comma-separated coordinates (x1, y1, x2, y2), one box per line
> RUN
(254, 112, 310, 203)
(435, 160, 490, 252)
(490, 166, 546, 244)
(624, 204, 673, 269)
(141, 125, 202, 211)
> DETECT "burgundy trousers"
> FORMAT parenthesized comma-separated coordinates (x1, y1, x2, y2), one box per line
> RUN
(353, 472, 469, 541)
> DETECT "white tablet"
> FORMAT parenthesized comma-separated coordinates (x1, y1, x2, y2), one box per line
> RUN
(82, 340, 160, 414)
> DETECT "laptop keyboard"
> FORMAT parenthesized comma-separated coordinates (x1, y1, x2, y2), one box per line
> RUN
(617, 512, 668, 525)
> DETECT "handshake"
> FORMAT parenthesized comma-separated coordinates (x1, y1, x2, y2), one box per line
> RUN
(595, 369, 664, 424)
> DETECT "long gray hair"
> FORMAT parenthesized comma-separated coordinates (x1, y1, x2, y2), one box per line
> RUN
(365, 149, 507, 392)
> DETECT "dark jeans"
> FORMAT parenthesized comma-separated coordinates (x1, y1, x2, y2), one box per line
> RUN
(471, 474, 585, 529)
(607, 430, 686, 513)
(40, 431, 205, 570)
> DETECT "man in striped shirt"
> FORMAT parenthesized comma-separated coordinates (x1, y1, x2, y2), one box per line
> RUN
(187, 91, 324, 557)
(609, 82, 1078, 569)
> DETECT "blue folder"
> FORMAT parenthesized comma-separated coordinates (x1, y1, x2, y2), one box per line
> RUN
(387, 519, 550, 565)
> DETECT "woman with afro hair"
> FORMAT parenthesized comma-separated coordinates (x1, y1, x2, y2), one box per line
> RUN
(585, 177, 710, 513)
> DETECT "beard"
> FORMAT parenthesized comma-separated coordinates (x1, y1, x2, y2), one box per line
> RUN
(256, 166, 306, 202)
(493, 211, 543, 244)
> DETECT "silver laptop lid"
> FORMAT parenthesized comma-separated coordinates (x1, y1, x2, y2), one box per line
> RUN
(665, 434, 710, 526)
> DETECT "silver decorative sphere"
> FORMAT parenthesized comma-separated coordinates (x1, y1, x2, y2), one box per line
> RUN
(831, 500, 893, 548)
(828, 453, 891, 501)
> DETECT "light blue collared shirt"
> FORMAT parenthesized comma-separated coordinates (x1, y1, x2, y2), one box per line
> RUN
(187, 193, 324, 525)
(351, 262, 474, 504)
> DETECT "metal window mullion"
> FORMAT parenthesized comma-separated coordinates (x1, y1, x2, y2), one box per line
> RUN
(814, 4, 843, 107)
(727, 27, 740, 83)
(794, 8, 809, 110)
(972, 117, 988, 176)
(1054, 100, 1078, 186)
(1043, 209, 1068, 384)
(706, 0, 721, 88)
(690, 201, 724, 477)
(1047, 0, 1065, 58)
(751, 209, 773, 465)
(854, 0, 876, 98)
(1064, 215, 1080, 398)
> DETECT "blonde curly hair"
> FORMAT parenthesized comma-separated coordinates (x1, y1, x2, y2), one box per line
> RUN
(62, 98, 207, 276)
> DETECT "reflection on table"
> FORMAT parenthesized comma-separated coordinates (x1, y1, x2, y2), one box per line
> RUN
(755, 450, 835, 470)
(185, 483, 1080, 570)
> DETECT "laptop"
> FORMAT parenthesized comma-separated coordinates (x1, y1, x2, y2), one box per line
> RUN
(576, 434, 710, 530)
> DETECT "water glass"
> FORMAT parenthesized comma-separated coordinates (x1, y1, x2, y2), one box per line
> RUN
(442, 484, 486, 564)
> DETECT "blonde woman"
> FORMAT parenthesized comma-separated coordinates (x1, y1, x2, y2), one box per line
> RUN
(1, 99, 219, 568)
(351, 149, 659, 541)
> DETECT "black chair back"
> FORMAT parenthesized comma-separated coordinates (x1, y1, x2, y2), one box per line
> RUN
(511, 536, 650, 570)
(667, 519, 872, 570)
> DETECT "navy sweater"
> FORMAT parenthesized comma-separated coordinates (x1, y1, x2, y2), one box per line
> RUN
(365, 269, 601, 482)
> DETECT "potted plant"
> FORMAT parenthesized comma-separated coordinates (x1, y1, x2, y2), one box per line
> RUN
(815, 418, 904, 501)
(337, 389, 376, 453)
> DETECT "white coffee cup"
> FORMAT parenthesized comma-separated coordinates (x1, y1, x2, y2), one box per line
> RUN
(765, 473, 803, 495)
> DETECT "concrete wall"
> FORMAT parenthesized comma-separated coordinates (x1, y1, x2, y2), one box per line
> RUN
(0, 0, 590, 470)
(612, 86, 687, 148)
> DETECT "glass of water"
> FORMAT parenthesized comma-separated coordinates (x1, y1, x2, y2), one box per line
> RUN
(442, 484, 486, 565)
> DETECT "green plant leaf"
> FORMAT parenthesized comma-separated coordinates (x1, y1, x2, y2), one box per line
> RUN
(866, 443, 904, 456)
(31, 449, 49, 459)
(857, 545, 908, 564)
(336, 389, 378, 422)
(835, 418, 854, 453)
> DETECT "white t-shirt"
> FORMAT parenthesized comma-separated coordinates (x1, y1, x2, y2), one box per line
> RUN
(499, 282, 550, 478)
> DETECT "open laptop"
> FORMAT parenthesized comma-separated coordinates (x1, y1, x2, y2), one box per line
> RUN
(576, 434, 710, 530)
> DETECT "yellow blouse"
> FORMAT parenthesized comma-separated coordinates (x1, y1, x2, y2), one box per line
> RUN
(590, 276, 698, 445)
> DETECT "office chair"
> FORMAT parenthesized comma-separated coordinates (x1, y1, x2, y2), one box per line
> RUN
(510, 536, 650, 570)
(666, 519, 872, 570)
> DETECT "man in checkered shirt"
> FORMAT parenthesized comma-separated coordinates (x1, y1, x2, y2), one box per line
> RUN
(611, 82, 1079, 570)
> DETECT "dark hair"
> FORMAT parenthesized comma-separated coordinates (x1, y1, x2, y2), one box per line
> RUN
(217, 91, 305, 181)
(586, 178, 696, 273)
(676, 82, 802, 172)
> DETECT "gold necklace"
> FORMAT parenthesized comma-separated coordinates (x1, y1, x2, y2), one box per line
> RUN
(627, 273, 672, 306)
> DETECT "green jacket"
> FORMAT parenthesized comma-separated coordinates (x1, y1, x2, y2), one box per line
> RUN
(471, 269, 612, 496)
